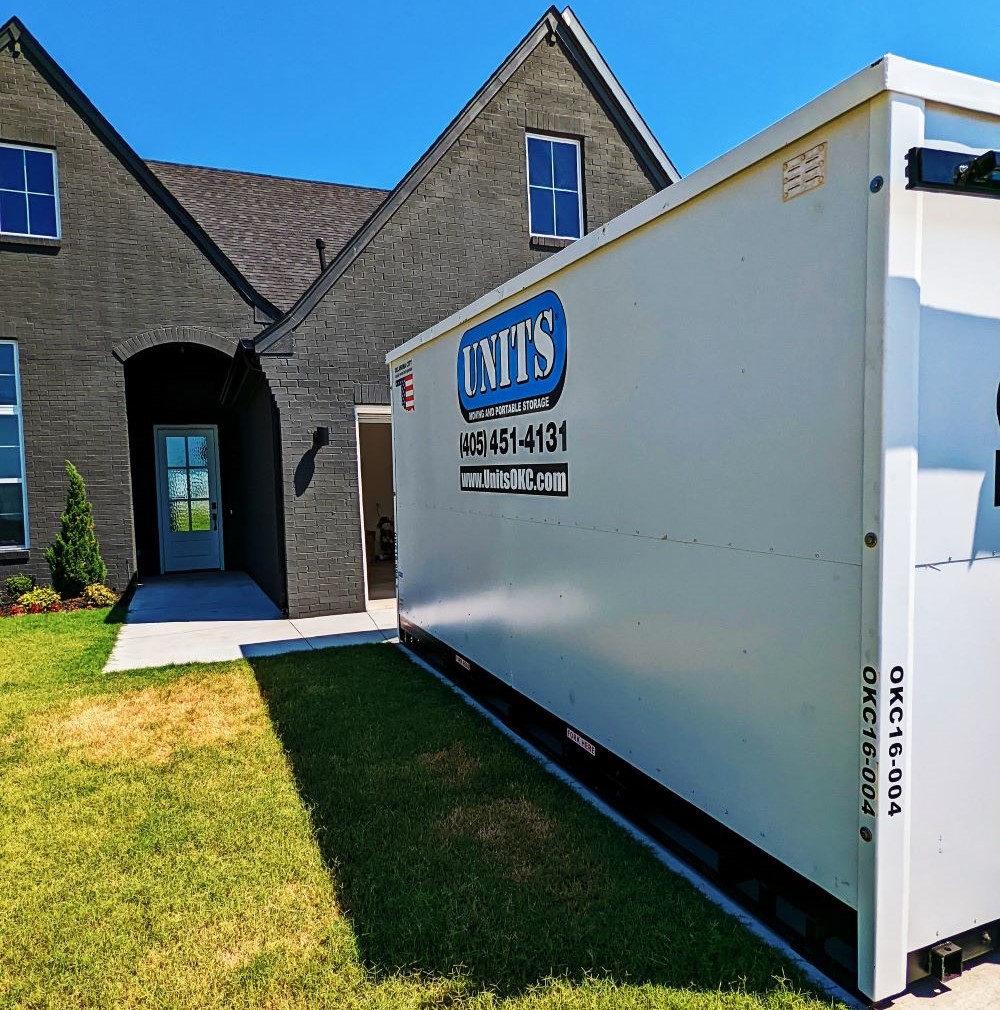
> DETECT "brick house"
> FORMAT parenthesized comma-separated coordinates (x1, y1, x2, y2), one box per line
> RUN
(0, 8, 677, 616)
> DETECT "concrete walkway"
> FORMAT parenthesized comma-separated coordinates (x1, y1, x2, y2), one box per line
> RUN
(104, 571, 397, 672)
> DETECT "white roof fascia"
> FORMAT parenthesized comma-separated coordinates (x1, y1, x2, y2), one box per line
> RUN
(389, 54, 1000, 365)
(559, 6, 681, 184)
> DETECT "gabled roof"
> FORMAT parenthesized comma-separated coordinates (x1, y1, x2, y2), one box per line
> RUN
(147, 161, 388, 312)
(0, 17, 281, 322)
(255, 5, 679, 352)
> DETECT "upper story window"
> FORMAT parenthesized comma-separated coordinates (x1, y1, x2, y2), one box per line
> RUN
(526, 133, 582, 240)
(0, 143, 60, 240)
(0, 342, 28, 550)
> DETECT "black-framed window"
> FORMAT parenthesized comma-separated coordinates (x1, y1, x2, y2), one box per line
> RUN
(0, 342, 28, 550)
(525, 133, 583, 240)
(0, 143, 60, 239)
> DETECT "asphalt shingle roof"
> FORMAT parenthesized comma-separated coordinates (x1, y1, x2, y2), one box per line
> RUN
(146, 160, 389, 312)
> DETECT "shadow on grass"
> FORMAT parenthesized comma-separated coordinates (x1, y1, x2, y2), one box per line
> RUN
(250, 645, 820, 1001)
(104, 598, 129, 626)
(104, 575, 138, 626)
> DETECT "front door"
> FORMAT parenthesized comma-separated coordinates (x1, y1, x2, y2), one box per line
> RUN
(154, 426, 223, 572)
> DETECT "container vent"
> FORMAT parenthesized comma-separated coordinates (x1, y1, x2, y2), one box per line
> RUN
(782, 142, 827, 201)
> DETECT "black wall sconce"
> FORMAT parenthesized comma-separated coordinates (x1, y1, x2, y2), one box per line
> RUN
(313, 426, 330, 448)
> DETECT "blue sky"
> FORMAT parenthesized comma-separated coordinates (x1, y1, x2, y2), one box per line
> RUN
(6, 1, 999, 188)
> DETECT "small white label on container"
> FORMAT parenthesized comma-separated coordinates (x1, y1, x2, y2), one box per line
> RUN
(455, 654, 471, 671)
(566, 727, 596, 756)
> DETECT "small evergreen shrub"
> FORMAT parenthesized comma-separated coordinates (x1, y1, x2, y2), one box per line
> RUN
(45, 461, 107, 598)
(82, 583, 117, 608)
(17, 587, 61, 613)
(3, 574, 34, 601)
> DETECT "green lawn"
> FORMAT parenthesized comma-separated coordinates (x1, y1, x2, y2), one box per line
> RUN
(0, 610, 847, 1010)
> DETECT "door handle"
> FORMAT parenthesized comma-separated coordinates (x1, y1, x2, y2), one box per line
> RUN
(211, 501, 217, 531)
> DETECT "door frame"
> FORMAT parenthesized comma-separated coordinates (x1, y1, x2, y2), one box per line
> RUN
(153, 423, 225, 574)
(354, 405, 393, 608)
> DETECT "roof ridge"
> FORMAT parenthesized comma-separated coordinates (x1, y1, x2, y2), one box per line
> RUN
(146, 159, 390, 194)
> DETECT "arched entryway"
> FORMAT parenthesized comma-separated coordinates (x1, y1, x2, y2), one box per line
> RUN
(122, 341, 286, 610)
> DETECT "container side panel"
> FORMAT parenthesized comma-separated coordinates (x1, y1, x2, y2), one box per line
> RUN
(908, 102, 1000, 950)
(909, 558, 1000, 947)
(913, 107, 1000, 568)
(504, 522, 860, 904)
(392, 108, 871, 904)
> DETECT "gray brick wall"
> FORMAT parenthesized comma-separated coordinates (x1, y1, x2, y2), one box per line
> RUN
(263, 38, 660, 617)
(0, 45, 259, 590)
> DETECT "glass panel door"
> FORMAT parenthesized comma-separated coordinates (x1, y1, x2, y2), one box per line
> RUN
(155, 426, 222, 572)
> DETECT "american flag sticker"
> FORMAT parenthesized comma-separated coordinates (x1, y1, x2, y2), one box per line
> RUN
(393, 359, 415, 412)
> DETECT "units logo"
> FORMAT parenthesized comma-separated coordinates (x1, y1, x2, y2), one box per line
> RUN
(457, 290, 566, 422)
(393, 359, 415, 412)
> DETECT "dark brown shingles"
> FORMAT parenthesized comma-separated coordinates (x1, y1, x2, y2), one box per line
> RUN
(146, 161, 389, 311)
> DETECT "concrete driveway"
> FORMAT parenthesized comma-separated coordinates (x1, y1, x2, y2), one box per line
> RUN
(104, 571, 396, 672)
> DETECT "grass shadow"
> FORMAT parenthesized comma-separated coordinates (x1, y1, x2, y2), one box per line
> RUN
(104, 598, 129, 626)
(250, 644, 831, 1003)
(104, 574, 138, 625)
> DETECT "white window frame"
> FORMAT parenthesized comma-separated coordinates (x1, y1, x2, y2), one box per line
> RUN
(0, 142, 61, 240)
(0, 340, 29, 551)
(524, 132, 584, 241)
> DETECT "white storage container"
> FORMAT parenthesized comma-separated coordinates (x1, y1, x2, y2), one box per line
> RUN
(387, 55, 1000, 1001)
